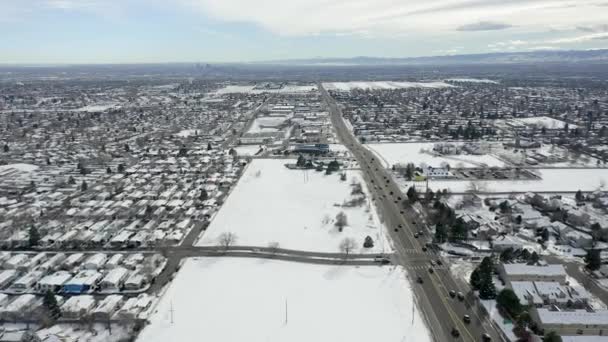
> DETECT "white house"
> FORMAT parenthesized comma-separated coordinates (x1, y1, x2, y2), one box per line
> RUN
(100, 267, 129, 290)
(84, 253, 107, 270)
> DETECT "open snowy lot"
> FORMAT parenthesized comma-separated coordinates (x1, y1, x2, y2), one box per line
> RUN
(234, 144, 265, 156)
(247, 116, 290, 134)
(197, 158, 388, 253)
(497, 116, 576, 130)
(418, 169, 608, 193)
(137, 258, 431, 342)
(214, 84, 317, 94)
(367, 143, 505, 168)
(323, 81, 454, 91)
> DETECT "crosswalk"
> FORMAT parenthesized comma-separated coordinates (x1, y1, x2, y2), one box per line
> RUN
(400, 248, 437, 257)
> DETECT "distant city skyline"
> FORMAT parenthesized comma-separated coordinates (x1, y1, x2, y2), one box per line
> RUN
(1, 0, 608, 64)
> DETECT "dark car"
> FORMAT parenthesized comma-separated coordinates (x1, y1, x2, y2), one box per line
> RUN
(436, 259, 443, 266)
(398, 224, 403, 228)
(412, 221, 416, 225)
(414, 233, 419, 238)
(451, 328, 460, 338)
(417, 275, 424, 284)
(463, 315, 471, 324)
(449, 290, 456, 298)
(428, 267, 434, 274)
(457, 292, 465, 301)
(482, 333, 492, 341)
(422, 246, 428, 252)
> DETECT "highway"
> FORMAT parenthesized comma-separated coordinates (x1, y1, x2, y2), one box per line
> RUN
(320, 84, 503, 342)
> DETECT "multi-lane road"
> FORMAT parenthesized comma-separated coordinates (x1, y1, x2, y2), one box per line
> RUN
(320, 84, 504, 342)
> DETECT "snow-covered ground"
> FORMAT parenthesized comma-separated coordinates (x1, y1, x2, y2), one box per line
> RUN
(176, 129, 200, 138)
(214, 84, 317, 94)
(0, 163, 39, 173)
(323, 81, 454, 91)
(446, 78, 499, 84)
(234, 145, 265, 156)
(37, 324, 130, 342)
(480, 300, 516, 341)
(421, 168, 608, 193)
(197, 158, 388, 253)
(497, 116, 576, 130)
(247, 116, 290, 134)
(137, 257, 431, 342)
(75, 104, 120, 112)
(366, 143, 505, 168)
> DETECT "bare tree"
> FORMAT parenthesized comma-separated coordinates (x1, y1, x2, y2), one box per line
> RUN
(335, 212, 348, 232)
(218, 232, 237, 249)
(466, 181, 487, 194)
(339, 237, 357, 257)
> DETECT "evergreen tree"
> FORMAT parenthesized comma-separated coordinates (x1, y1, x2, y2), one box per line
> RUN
(500, 247, 514, 262)
(199, 189, 209, 201)
(406, 186, 418, 202)
(43, 290, 61, 320)
(470, 268, 482, 290)
(585, 249, 602, 271)
(117, 163, 125, 173)
(28, 226, 40, 247)
(575, 190, 584, 202)
(67, 175, 76, 185)
(207, 142, 212, 151)
(450, 219, 467, 241)
(363, 236, 374, 248)
(2, 144, 8, 153)
(124, 143, 130, 152)
(296, 155, 306, 167)
(544, 331, 562, 342)
(106, 167, 112, 174)
(496, 288, 522, 317)
(529, 251, 540, 265)
(434, 223, 448, 243)
(81, 180, 88, 191)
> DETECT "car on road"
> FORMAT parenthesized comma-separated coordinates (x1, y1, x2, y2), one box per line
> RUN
(449, 290, 456, 298)
(428, 267, 434, 274)
(397, 197, 402, 201)
(418, 230, 424, 235)
(430, 260, 436, 266)
(436, 259, 443, 266)
(416, 275, 423, 284)
(457, 292, 465, 301)
(451, 328, 460, 338)
(400, 211, 404, 214)
(374, 256, 390, 264)
(414, 233, 419, 238)
(394, 228, 399, 232)
(421, 246, 427, 252)
(463, 315, 471, 324)
(482, 333, 492, 341)
(398, 224, 403, 228)
(412, 221, 416, 225)
(390, 191, 394, 195)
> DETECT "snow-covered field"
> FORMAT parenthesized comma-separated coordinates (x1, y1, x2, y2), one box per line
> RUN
(197, 158, 388, 253)
(75, 104, 120, 112)
(420, 169, 608, 193)
(215, 84, 317, 94)
(497, 116, 576, 130)
(446, 78, 499, 84)
(367, 143, 505, 168)
(323, 81, 454, 91)
(137, 258, 431, 342)
(176, 129, 199, 138)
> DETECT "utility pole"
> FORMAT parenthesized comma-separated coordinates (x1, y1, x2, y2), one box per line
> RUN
(284, 298, 288, 325)
(170, 301, 174, 324)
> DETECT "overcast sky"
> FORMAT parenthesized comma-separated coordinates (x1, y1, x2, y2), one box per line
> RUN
(1, 0, 608, 64)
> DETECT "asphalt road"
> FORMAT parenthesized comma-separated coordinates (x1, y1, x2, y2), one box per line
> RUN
(320, 84, 503, 342)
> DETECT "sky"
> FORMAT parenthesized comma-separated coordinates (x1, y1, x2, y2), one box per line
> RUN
(1, 0, 608, 64)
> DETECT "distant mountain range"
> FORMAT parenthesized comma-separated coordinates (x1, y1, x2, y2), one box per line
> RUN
(257, 49, 608, 66)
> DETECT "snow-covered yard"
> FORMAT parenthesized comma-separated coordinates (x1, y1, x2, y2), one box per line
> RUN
(366, 142, 505, 169)
(247, 116, 290, 134)
(323, 81, 454, 91)
(198, 159, 388, 253)
(0, 163, 39, 173)
(421, 169, 608, 193)
(137, 257, 431, 342)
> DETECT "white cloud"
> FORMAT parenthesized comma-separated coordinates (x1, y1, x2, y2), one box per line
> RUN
(182, 0, 608, 37)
